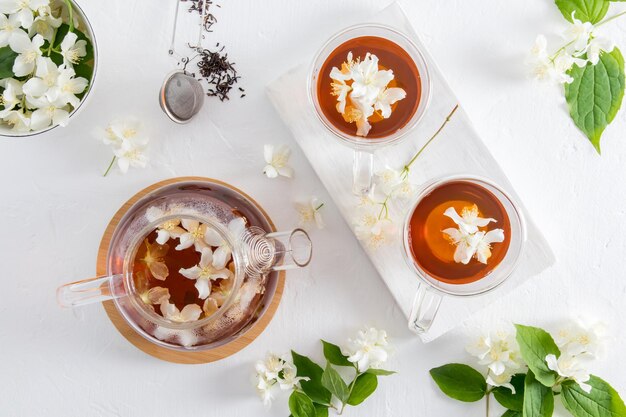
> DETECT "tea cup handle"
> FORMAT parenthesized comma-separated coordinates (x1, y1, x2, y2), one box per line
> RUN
(57, 274, 126, 308)
(408, 284, 442, 334)
(353, 149, 374, 196)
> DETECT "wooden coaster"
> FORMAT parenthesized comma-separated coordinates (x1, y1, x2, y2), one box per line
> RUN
(96, 177, 285, 364)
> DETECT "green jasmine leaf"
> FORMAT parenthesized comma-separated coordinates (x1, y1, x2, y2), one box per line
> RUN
(289, 391, 316, 417)
(314, 404, 329, 417)
(291, 351, 331, 405)
(0, 46, 18, 79)
(501, 410, 522, 417)
(514, 324, 560, 387)
(429, 363, 487, 402)
(554, 0, 609, 23)
(365, 368, 396, 376)
(321, 362, 350, 403)
(321, 340, 352, 367)
(523, 371, 555, 417)
(561, 375, 626, 417)
(565, 48, 625, 154)
(493, 373, 526, 411)
(347, 373, 378, 406)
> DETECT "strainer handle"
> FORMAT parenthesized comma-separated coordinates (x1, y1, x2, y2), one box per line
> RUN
(56, 274, 126, 308)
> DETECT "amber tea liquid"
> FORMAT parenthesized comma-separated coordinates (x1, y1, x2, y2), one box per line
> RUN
(317, 36, 421, 138)
(407, 181, 512, 284)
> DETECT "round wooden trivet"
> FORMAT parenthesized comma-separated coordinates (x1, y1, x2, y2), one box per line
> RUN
(96, 176, 285, 364)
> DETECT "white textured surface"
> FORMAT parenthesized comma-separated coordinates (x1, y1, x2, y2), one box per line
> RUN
(1, 0, 625, 416)
(268, 3, 555, 343)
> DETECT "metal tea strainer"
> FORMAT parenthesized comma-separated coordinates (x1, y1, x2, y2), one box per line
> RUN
(159, 0, 207, 124)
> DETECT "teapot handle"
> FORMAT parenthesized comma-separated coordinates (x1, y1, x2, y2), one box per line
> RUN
(57, 274, 126, 308)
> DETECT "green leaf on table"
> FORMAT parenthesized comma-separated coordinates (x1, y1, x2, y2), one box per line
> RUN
(493, 373, 526, 411)
(561, 375, 626, 417)
(429, 363, 487, 402)
(347, 373, 378, 406)
(501, 410, 522, 417)
(314, 404, 329, 417)
(0, 46, 18, 79)
(321, 362, 349, 403)
(289, 391, 316, 417)
(321, 340, 352, 367)
(554, 0, 609, 23)
(365, 368, 396, 376)
(564, 47, 625, 154)
(523, 371, 555, 417)
(292, 351, 331, 405)
(514, 324, 560, 387)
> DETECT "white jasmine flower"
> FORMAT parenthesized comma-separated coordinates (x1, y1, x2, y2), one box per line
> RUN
(546, 353, 593, 393)
(160, 300, 202, 323)
(139, 286, 170, 305)
(204, 217, 246, 261)
(350, 53, 394, 103)
(466, 335, 492, 360)
(60, 31, 87, 67)
(442, 227, 483, 264)
(341, 328, 390, 372)
(330, 61, 352, 114)
(0, 0, 50, 29)
(255, 352, 287, 380)
(254, 352, 308, 407)
(374, 87, 406, 118)
(255, 374, 277, 407)
(347, 101, 374, 137)
(1, 109, 29, 131)
(140, 239, 169, 281)
(374, 168, 415, 201)
(26, 95, 69, 130)
(176, 219, 209, 252)
(22, 57, 59, 99)
(487, 368, 517, 393)
(563, 13, 594, 52)
(47, 66, 88, 107)
(554, 321, 605, 357)
(469, 331, 522, 376)
(99, 119, 145, 148)
(353, 204, 395, 249)
(294, 197, 325, 230)
(553, 53, 586, 84)
(179, 246, 232, 299)
(10, 33, 44, 76)
(263, 144, 293, 179)
(475, 229, 506, 264)
(586, 36, 614, 65)
(113, 135, 148, 174)
(154, 219, 186, 245)
(0, 13, 27, 47)
(531, 35, 548, 59)
(444, 205, 496, 234)
(28, 5, 61, 40)
(0, 78, 24, 115)
(277, 363, 309, 391)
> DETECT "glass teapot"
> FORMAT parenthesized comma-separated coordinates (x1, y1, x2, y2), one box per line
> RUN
(57, 180, 312, 351)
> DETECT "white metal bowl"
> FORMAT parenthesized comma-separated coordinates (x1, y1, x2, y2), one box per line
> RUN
(0, 0, 98, 138)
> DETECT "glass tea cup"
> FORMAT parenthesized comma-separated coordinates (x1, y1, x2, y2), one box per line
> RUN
(57, 213, 312, 350)
(308, 23, 432, 195)
(402, 176, 526, 334)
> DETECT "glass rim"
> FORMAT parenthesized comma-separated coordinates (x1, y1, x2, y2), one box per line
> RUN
(115, 213, 245, 331)
(402, 175, 527, 297)
(307, 22, 433, 148)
